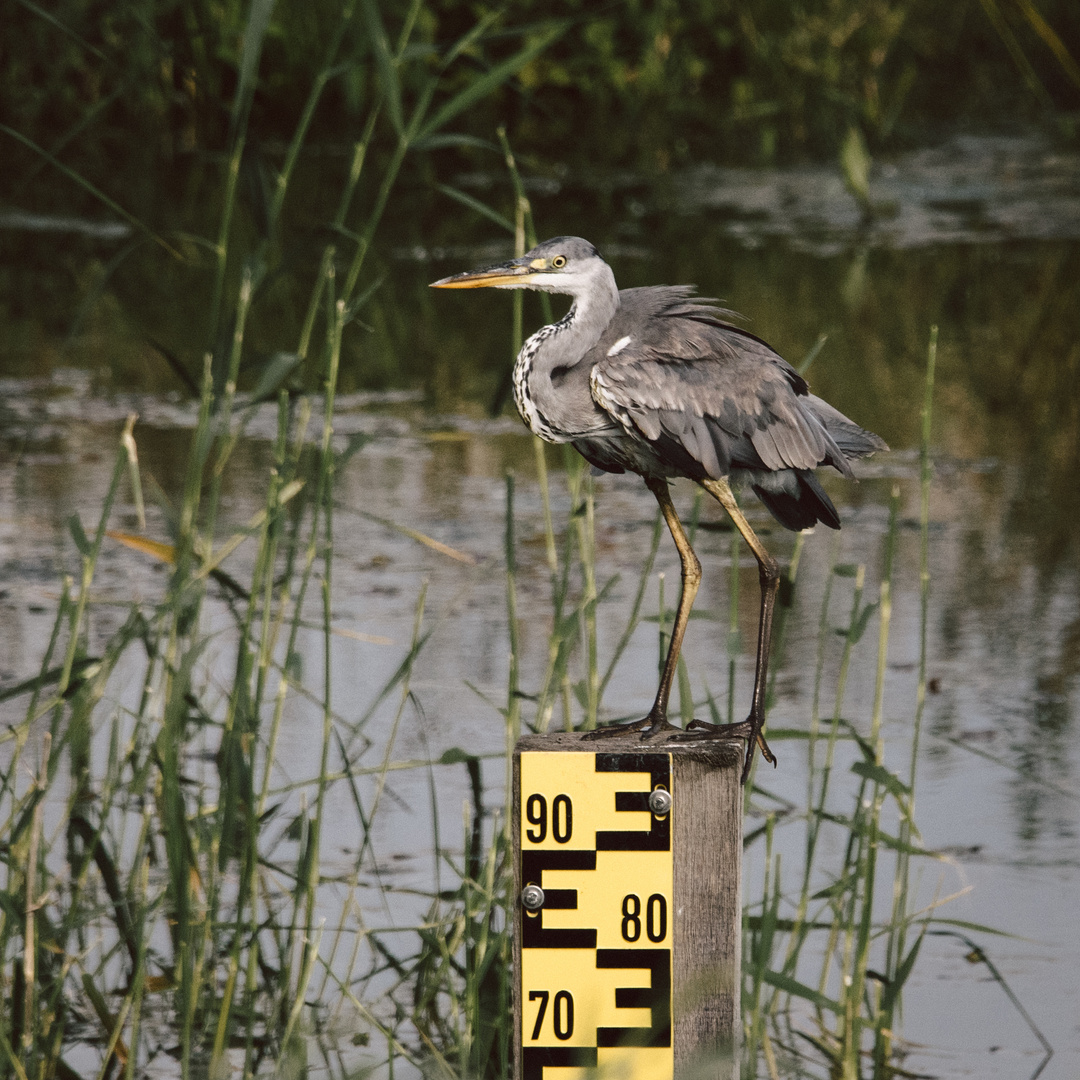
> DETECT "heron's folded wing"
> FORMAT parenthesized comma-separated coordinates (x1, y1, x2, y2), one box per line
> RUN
(589, 313, 845, 480)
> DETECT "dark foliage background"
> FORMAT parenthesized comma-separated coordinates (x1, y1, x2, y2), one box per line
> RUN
(3, 0, 1078, 199)
(0, 0, 1077, 394)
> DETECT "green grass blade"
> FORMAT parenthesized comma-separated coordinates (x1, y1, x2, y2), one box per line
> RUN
(761, 970, 842, 1015)
(434, 184, 515, 233)
(232, 0, 278, 137)
(0, 125, 182, 259)
(416, 22, 567, 141)
(361, 0, 404, 136)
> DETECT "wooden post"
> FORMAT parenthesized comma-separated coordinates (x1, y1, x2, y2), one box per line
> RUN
(513, 732, 742, 1080)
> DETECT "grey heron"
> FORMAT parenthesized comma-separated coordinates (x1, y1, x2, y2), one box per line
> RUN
(432, 237, 886, 783)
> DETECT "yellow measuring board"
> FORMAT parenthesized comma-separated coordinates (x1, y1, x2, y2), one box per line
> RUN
(518, 751, 674, 1080)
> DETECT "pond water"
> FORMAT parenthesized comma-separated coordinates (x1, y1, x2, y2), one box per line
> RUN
(2, 134, 1079, 1077)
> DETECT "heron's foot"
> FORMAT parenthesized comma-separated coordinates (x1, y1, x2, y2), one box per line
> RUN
(684, 718, 775, 763)
(582, 712, 685, 742)
(680, 717, 776, 784)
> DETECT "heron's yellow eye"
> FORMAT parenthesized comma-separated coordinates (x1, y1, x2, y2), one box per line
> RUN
(551, 255, 567, 268)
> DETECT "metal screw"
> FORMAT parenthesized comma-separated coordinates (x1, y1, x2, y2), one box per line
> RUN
(649, 788, 672, 816)
(521, 884, 545, 911)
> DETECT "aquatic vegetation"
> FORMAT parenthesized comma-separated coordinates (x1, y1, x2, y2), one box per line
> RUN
(0, 2, 1066, 1076)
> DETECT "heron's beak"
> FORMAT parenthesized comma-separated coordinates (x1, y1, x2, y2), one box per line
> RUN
(429, 259, 538, 290)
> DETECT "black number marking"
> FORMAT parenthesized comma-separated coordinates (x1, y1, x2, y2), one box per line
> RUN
(525, 794, 547, 843)
(529, 989, 574, 1041)
(520, 850, 598, 949)
(647, 893, 667, 942)
(594, 755, 672, 852)
(528, 990, 549, 1040)
(621, 894, 641, 941)
(596, 950, 671, 1049)
(552, 794, 573, 843)
(553, 991, 574, 1040)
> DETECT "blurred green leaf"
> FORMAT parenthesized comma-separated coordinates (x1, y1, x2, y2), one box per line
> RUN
(851, 759, 911, 801)
(361, 0, 404, 137)
(417, 22, 567, 141)
(68, 513, 91, 555)
(762, 969, 842, 1014)
(250, 351, 302, 401)
(840, 123, 871, 210)
(414, 133, 500, 153)
(881, 929, 925, 1012)
(797, 333, 828, 375)
(234, 0, 278, 134)
(848, 601, 879, 643)
(0, 657, 101, 704)
(435, 184, 515, 233)
(439, 747, 478, 765)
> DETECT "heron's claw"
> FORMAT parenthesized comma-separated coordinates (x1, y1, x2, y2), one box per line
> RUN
(684, 718, 775, 761)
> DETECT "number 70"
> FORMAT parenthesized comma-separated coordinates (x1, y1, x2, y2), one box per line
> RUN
(528, 989, 574, 1040)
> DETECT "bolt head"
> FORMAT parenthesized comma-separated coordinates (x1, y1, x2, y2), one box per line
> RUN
(649, 788, 672, 816)
(520, 884, 545, 911)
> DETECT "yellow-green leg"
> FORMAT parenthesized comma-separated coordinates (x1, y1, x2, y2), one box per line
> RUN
(584, 475, 700, 741)
(585, 475, 777, 786)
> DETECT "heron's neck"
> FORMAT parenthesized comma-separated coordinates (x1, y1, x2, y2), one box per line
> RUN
(513, 265, 619, 441)
(525, 265, 619, 373)
(551, 268, 619, 363)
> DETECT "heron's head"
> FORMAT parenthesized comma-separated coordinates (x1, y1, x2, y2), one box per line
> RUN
(430, 237, 610, 297)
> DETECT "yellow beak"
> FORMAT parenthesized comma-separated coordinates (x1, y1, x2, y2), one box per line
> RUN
(429, 261, 537, 289)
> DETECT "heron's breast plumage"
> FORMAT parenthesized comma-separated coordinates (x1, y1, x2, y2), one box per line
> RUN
(512, 300, 620, 444)
(513, 322, 575, 442)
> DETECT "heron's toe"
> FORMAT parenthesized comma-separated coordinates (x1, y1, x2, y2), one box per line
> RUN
(582, 718, 651, 741)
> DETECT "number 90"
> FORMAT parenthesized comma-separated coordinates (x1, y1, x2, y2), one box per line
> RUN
(524, 794, 573, 844)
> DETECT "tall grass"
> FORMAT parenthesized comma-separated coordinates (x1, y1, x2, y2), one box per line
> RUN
(738, 344, 933, 1077)
(0, 3, 559, 1077)
(735, 327, 1050, 1079)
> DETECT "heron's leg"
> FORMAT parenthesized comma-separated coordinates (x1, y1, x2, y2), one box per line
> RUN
(643, 475, 703, 729)
(584, 475, 700, 740)
(689, 477, 779, 783)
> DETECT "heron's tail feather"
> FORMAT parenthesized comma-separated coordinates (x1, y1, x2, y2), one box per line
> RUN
(752, 469, 841, 531)
(808, 395, 889, 461)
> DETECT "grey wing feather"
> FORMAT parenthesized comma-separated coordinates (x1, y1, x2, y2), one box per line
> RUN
(590, 288, 876, 481)
(804, 395, 889, 458)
